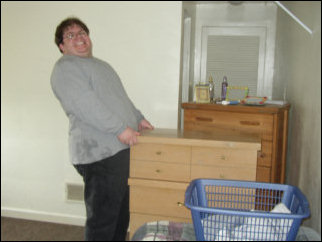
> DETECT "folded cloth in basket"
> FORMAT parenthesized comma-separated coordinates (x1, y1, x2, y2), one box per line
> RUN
(202, 203, 293, 241)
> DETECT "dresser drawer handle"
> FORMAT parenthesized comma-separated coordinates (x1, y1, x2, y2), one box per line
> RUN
(177, 202, 184, 207)
(240, 121, 260, 126)
(155, 169, 161, 173)
(196, 117, 213, 122)
(220, 155, 226, 160)
(156, 151, 162, 155)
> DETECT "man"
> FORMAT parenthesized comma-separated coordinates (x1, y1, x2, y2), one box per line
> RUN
(51, 17, 153, 241)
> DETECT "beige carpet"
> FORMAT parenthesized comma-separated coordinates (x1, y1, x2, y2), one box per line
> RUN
(1, 217, 85, 241)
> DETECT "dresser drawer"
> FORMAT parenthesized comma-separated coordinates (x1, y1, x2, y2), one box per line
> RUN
(191, 165, 256, 181)
(191, 147, 257, 181)
(191, 147, 258, 167)
(130, 160, 190, 182)
(256, 166, 271, 182)
(184, 109, 274, 140)
(129, 179, 190, 219)
(257, 141, 273, 167)
(130, 143, 190, 164)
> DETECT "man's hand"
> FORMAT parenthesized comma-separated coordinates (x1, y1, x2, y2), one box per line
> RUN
(117, 127, 140, 146)
(118, 120, 153, 146)
(138, 119, 154, 131)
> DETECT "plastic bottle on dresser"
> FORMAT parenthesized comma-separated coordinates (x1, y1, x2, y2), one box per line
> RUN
(221, 76, 228, 101)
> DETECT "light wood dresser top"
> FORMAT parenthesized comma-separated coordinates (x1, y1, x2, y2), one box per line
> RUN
(138, 128, 261, 150)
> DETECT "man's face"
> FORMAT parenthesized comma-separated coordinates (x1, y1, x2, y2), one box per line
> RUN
(59, 24, 92, 57)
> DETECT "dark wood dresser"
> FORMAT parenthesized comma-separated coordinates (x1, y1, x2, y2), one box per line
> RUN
(182, 102, 290, 183)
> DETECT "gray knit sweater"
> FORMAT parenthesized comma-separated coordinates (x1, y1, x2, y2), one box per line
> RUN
(51, 55, 144, 165)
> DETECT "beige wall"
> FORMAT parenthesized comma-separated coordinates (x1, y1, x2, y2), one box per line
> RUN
(1, 1, 182, 225)
(274, 1, 321, 235)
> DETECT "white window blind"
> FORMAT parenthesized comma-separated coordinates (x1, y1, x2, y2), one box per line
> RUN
(206, 35, 260, 97)
(200, 27, 267, 99)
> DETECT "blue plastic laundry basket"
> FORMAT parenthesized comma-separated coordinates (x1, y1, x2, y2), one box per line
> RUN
(185, 179, 310, 241)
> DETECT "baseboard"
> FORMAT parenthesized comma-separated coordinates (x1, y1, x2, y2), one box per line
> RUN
(1, 207, 86, 226)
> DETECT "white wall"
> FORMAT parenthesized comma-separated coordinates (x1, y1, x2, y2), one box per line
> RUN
(1, 1, 182, 225)
(274, 1, 321, 235)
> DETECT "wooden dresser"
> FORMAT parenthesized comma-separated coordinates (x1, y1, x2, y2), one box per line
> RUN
(128, 128, 261, 237)
(182, 102, 290, 184)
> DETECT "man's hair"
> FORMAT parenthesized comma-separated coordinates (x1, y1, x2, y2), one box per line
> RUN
(55, 17, 90, 53)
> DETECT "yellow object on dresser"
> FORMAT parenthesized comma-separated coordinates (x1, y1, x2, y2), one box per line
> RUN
(128, 128, 261, 238)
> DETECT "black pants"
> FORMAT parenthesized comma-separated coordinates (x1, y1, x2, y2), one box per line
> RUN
(74, 149, 130, 241)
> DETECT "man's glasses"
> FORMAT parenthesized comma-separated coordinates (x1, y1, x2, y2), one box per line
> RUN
(64, 30, 88, 40)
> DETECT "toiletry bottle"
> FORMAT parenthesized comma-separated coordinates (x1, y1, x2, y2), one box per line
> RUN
(208, 75, 214, 102)
(221, 76, 228, 100)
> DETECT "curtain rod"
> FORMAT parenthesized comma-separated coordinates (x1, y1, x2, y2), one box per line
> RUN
(274, 1, 313, 35)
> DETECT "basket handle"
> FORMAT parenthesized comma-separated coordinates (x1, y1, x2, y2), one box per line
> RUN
(184, 181, 195, 207)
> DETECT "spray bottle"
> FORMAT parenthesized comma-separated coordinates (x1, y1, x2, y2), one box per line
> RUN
(221, 76, 228, 101)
